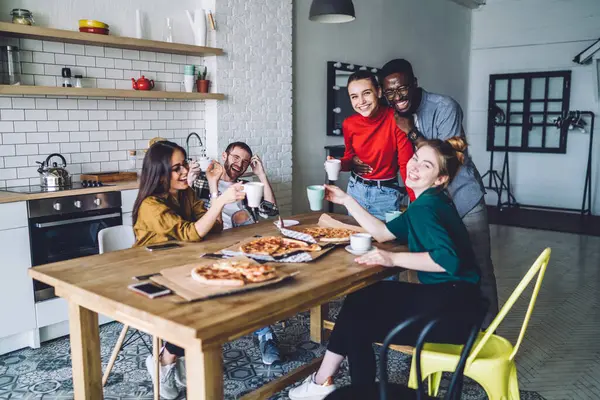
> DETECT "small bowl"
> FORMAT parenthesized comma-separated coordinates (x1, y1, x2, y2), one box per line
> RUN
(79, 19, 109, 29)
(79, 27, 109, 35)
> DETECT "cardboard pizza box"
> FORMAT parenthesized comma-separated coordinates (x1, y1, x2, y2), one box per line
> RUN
(151, 256, 297, 302)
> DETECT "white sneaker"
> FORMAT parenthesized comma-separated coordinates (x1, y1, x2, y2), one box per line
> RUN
(145, 355, 180, 400)
(288, 372, 336, 400)
(174, 356, 186, 387)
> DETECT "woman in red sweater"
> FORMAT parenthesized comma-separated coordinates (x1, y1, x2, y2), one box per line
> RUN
(333, 70, 415, 220)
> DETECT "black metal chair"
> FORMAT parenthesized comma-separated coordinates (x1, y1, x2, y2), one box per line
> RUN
(324, 314, 481, 400)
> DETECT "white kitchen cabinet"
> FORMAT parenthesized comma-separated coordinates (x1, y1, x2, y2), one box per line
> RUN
(121, 189, 138, 226)
(121, 189, 138, 214)
(0, 203, 36, 338)
(122, 212, 133, 226)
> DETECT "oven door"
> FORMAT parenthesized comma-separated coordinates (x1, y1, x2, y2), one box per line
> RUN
(30, 208, 122, 301)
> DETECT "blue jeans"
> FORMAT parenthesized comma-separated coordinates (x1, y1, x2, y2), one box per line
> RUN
(254, 325, 273, 339)
(347, 176, 402, 221)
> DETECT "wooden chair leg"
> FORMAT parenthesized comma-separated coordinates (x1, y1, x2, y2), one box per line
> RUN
(102, 324, 129, 386)
(153, 336, 160, 400)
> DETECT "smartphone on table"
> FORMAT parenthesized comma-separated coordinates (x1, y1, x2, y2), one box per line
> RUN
(145, 242, 182, 251)
(128, 282, 172, 299)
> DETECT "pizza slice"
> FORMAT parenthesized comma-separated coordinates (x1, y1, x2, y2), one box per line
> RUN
(191, 266, 246, 286)
(240, 237, 282, 255)
(272, 238, 322, 257)
(212, 260, 278, 283)
(299, 227, 355, 242)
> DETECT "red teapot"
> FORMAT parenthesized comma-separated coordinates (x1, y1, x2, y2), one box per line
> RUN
(131, 76, 154, 90)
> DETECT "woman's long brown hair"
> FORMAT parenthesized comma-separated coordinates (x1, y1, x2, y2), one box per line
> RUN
(132, 140, 187, 226)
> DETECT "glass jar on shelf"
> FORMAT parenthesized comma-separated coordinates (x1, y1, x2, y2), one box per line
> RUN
(128, 150, 137, 171)
(10, 9, 35, 25)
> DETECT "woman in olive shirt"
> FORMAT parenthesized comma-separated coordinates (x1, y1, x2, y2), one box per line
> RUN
(289, 137, 486, 399)
(132, 140, 245, 400)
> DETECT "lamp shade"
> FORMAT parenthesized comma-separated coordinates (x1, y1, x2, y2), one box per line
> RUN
(309, 0, 356, 23)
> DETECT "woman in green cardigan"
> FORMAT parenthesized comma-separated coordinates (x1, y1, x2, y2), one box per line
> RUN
(289, 137, 486, 400)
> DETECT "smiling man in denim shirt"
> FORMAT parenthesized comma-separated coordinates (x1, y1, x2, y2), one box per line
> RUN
(379, 59, 497, 327)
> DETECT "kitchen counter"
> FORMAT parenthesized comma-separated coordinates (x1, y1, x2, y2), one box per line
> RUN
(0, 181, 139, 204)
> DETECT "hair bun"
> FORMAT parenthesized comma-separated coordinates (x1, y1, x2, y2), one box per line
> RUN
(445, 136, 468, 165)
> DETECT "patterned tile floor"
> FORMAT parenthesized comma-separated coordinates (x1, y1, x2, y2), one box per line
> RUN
(2, 223, 596, 399)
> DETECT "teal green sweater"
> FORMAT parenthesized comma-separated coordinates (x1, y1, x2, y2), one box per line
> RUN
(386, 187, 480, 285)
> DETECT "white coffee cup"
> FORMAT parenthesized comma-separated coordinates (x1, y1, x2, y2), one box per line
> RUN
(325, 159, 342, 181)
(198, 157, 211, 171)
(242, 182, 264, 208)
(350, 233, 372, 252)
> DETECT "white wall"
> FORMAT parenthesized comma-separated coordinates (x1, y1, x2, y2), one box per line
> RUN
(0, 0, 294, 210)
(468, 0, 600, 213)
(292, 0, 472, 213)
(215, 0, 293, 214)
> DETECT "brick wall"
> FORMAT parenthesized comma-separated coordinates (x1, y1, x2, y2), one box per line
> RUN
(215, 0, 293, 214)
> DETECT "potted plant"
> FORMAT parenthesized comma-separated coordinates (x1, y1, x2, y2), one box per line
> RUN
(196, 66, 210, 93)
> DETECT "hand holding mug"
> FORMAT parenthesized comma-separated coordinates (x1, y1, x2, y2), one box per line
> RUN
(186, 160, 201, 187)
(219, 183, 246, 205)
(324, 184, 349, 205)
(205, 161, 223, 184)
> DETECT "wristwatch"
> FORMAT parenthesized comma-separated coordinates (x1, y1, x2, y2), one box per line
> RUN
(407, 128, 421, 143)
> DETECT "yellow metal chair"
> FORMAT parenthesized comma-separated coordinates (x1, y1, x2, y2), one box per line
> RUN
(408, 248, 551, 400)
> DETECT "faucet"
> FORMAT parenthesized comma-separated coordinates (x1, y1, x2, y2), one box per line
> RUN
(185, 132, 203, 159)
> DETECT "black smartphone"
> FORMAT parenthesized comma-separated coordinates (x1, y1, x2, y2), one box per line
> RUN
(145, 242, 182, 251)
(132, 272, 161, 281)
(128, 282, 172, 298)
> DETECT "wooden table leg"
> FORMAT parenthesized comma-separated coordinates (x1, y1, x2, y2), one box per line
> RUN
(68, 302, 103, 400)
(185, 341, 223, 400)
(310, 303, 329, 344)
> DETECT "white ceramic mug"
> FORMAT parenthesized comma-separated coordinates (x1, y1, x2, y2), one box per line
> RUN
(325, 159, 342, 181)
(183, 75, 195, 93)
(306, 185, 325, 211)
(242, 182, 264, 208)
(350, 233, 372, 252)
(198, 157, 211, 171)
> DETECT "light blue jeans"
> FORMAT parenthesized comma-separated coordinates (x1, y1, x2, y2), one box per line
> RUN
(254, 326, 273, 339)
(347, 176, 403, 221)
(347, 176, 403, 281)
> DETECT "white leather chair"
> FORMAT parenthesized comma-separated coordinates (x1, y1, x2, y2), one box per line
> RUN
(98, 225, 135, 254)
(98, 225, 161, 399)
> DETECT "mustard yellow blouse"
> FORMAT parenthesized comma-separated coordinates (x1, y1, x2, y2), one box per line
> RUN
(133, 187, 222, 247)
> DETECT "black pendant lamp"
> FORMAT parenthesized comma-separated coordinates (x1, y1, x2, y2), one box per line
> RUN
(309, 0, 356, 23)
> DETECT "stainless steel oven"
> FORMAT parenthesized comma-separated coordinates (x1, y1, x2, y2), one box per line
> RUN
(28, 192, 122, 302)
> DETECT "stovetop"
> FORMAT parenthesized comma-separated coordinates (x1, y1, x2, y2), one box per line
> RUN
(1, 181, 113, 194)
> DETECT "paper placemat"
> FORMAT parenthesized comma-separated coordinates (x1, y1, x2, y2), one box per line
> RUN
(277, 214, 365, 244)
(218, 237, 338, 263)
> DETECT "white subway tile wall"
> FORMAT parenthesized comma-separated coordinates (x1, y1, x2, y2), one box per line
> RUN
(216, 0, 293, 214)
(0, 6, 294, 212)
(0, 38, 207, 188)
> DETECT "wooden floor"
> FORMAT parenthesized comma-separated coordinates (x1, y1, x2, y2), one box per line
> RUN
(491, 223, 600, 399)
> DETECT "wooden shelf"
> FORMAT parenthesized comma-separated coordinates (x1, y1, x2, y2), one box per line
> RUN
(0, 85, 225, 100)
(0, 22, 223, 56)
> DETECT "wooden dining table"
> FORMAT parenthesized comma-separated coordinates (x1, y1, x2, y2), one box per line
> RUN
(29, 212, 407, 400)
